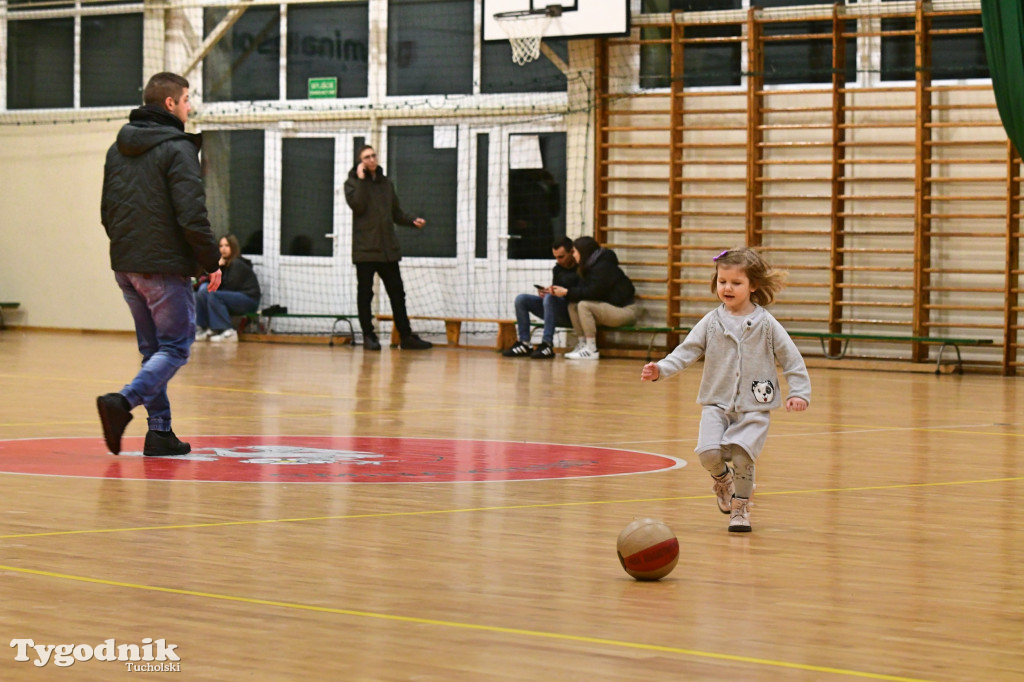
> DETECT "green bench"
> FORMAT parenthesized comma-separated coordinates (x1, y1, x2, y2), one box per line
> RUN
(0, 301, 20, 329)
(787, 330, 993, 374)
(243, 312, 358, 347)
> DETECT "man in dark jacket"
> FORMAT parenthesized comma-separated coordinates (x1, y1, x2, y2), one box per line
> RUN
(343, 144, 432, 351)
(97, 72, 221, 457)
(503, 236, 579, 359)
(550, 236, 640, 361)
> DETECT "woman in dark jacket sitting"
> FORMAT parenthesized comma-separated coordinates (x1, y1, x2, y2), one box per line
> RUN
(195, 234, 261, 342)
(550, 236, 639, 360)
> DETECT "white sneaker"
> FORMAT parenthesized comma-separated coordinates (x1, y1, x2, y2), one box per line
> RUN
(565, 344, 599, 360)
(195, 327, 212, 341)
(209, 329, 238, 343)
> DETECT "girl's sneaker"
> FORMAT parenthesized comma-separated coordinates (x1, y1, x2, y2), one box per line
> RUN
(729, 497, 752, 532)
(711, 469, 735, 514)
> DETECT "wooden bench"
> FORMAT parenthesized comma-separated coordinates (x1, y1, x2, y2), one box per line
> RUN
(0, 302, 20, 330)
(378, 314, 517, 350)
(245, 312, 358, 347)
(787, 330, 993, 374)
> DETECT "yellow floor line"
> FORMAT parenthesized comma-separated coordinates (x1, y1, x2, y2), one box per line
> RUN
(0, 563, 932, 682)
(2, 476, 1020, 541)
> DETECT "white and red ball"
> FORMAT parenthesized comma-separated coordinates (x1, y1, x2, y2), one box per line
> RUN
(616, 518, 679, 581)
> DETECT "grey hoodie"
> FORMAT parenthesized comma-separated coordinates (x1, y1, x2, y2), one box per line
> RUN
(655, 304, 811, 412)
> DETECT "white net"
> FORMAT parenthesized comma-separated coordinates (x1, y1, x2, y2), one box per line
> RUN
(496, 13, 553, 66)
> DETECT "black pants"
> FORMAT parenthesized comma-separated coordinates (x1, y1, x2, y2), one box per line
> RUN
(356, 261, 412, 340)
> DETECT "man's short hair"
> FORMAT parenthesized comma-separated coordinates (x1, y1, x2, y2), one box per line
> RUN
(357, 144, 375, 161)
(552, 236, 573, 252)
(143, 72, 189, 106)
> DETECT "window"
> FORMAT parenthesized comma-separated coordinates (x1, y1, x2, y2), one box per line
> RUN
(387, 126, 458, 257)
(476, 134, 489, 259)
(481, 38, 570, 93)
(6, 19, 74, 109)
(881, 13, 988, 81)
(286, 3, 369, 100)
(507, 133, 566, 260)
(5, 10, 142, 109)
(81, 15, 144, 107)
(387, 0, 473, 96)
(639, 0, 743, 89)
(203, 6, 281, 102)
(203, 130, 266, 256)
(281, 138, 335, 257)
(754, 0, 856, 85)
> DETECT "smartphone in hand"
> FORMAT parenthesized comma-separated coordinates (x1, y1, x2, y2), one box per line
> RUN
(534, 284, 546, 290)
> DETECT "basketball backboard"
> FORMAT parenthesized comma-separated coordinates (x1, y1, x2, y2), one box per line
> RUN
(481, 0, 630, 42)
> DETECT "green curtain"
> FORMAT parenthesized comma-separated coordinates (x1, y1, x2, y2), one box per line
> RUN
(981, 0, 1024, 156)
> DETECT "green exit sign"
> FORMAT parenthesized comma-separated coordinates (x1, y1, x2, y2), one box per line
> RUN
(308, 77, 337, 99)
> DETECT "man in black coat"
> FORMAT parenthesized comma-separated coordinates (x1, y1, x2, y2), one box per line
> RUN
(97, 72, 221, 456)
(343, 144, 432, 351)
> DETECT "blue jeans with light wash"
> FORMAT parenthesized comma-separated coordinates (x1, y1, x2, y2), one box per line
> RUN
(195, 283, 259, 332)
(514, 293, 571, 345)
(115, 272, 195, 432)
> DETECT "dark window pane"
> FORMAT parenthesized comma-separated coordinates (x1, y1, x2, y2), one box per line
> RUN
(203, 7, 280, 102)
(476, 134, 489, 259)
(642, 0, 739, 11)
(7, 19, 74, 109)
(7, 0, 73, 7)
(639, 2, 742, 89)
(386, 126, 457, 257)
(481, 38, 568, 93)
(508, 133, 566, 260)
(387, 0, 472, 95)
(82, 14, 144, 107)
(203, 130, 266, 256)
(286, 3, 369, 100)
(881, 15, 988, 81)
(762, 20, 856, 85)
(281, 138, 334, 257)
(640, 23, 742, 89)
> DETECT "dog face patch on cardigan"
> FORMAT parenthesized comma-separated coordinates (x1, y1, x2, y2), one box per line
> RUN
(751, 379, 775, 403)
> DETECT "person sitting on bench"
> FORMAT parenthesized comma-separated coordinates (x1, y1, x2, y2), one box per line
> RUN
(550, 236, 640, 361)
(503, 236, 579, 360)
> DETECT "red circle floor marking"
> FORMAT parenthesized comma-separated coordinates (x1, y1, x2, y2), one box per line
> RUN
(0, 436, 685, 484)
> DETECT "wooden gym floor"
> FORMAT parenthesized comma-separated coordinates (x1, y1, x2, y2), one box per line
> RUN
(0, 329, 1021, 681)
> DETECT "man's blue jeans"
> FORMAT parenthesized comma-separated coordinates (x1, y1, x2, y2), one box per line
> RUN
(195, 283, 259, 332)
(515, 293, 571, 345)
(115, 272, 195, 432)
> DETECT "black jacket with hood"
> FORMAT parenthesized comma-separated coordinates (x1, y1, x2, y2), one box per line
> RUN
(565, 248, 636, 308)
(101, 105, 219, 276)
(343, 163, 419, 263)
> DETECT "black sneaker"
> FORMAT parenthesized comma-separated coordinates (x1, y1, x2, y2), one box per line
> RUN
(143, 430, 191, 457)
(363, 334, 381, 351)
(502, 341, 532, 358)
(400, 334, 433, 350)
(530, 342, 555, 359)
(96, 393, 133, 455)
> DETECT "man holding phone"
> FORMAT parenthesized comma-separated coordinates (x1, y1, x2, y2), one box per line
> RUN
(344, 144, 432, 351)
(503, 237, 579, 359)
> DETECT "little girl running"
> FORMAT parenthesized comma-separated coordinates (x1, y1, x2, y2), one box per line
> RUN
(641, 247, 810, 532)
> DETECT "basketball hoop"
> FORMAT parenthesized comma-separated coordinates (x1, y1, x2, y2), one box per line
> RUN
(495, 8, 558, 66)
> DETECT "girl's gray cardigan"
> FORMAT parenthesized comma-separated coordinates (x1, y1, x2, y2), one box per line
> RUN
(655, 305, 811, 412)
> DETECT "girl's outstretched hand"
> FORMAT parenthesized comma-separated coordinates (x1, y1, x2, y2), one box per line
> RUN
(640, 362, 660, 382)
(786, 397, 808, 412)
